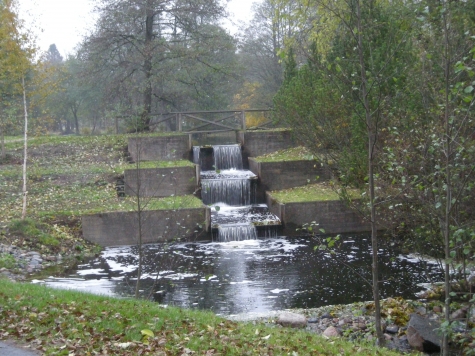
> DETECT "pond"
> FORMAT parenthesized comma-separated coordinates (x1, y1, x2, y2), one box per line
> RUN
(34, 235, 443, 316)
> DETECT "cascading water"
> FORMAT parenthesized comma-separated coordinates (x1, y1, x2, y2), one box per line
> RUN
(192, 146, 201, 165)
(213, 144, 243, 170)
(195, 144, 281, 241)
(201, 179, 251, 206)
(217, 224, 257, 242)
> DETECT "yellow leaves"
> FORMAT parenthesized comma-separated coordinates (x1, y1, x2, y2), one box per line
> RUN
(0, 0, 35, 84)
(141, 328, 155, 345)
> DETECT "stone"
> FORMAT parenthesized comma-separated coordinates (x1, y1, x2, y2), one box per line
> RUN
(415, 306, 427, 315)
(338, 319, 347, 326)
(307, 317, 318, 324)
(320, 312, 332, 319)
(386, 324, 399, 334)
(468, 271, 475, 286)
(450, 306, 469, 320)
(432, 305, 442, 313)
(276, 312, 307, 328)
(406, 314, 441, 353)
(384, 333, 393, 340)
(323, 326, 340, 338)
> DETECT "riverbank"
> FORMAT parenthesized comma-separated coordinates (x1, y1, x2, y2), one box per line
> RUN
(0, 279, 404, 355)
(2, 230, 474, 354)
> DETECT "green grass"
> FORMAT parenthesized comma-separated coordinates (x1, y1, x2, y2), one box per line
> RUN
(8, 218, 60, 247)
(270, 183, 361, 203)
(0, 134, 202, 221)
(0, 253, 16, 269)
(254, 146, 322, 162)
(0, 280, 401, 355)
(128, 160, 195, 169)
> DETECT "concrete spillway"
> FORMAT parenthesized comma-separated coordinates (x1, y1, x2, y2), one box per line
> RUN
(195, 144, 281, 241)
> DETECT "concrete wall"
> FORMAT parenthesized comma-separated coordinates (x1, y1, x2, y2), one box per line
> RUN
(266, 193, 371, 235)
(237, 130, 296, 156)
(124, 166, 198, 197)
(249, 158, 331, 192)
(237, 130, 296, 161)
(82, 207, 210, 247)
(128, 135, 190, 161)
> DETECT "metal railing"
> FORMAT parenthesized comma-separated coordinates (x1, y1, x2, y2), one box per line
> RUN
(149, 109, 273, 133)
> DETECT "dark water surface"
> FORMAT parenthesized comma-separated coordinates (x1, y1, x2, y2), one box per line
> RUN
(35, 235, 443, 315)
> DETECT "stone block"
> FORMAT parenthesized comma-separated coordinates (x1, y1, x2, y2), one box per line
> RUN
(82, 207, 210, 247)
(249, 159, 331, 192)
(124, 166, 198, 197)
(266, 194, 371, 235)
(128, 135, 190, 161)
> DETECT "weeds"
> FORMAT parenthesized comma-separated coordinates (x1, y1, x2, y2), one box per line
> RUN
(0, 253, 16, 269)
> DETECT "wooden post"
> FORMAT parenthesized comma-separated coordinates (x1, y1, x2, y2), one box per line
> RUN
(177, 113, 183, 132)
(241, 111, 246, 131)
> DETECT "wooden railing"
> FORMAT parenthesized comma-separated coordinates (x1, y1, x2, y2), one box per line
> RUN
(148, 109, 273, 133)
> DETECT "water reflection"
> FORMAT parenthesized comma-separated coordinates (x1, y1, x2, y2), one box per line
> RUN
(35, 236, 443, 315)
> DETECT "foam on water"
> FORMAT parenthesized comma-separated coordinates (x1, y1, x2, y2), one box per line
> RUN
(37, 236, 444, 315)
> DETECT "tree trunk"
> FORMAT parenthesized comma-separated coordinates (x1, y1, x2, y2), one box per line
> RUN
(134, 137, 143, 298)
(71, 105, 80, 135)
(1, 116, 5, 161)
(141, 0, 154, 131)
(21, 76, 28, 220)
(442, 4, 452, 354)
(355, 0, 384, 346)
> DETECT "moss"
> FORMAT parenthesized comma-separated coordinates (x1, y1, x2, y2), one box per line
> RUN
(270, 182, 360, 203)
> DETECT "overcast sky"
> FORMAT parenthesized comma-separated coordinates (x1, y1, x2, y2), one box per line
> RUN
(18, 0, 259, 58)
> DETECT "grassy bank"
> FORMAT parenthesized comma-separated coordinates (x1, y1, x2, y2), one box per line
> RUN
(0, 134, 203, 258)
(0, 280, 401, 355)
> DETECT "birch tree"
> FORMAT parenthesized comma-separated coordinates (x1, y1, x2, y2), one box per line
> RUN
(0, 0, 35, 218)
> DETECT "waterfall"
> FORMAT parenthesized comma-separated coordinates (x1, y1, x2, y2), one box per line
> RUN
(198, 142, 280, 242)
(193, 146, 200, 165)
(213, 145, 243, 170)
(201, 179, 251, 206)
(218, 224, 257, 242)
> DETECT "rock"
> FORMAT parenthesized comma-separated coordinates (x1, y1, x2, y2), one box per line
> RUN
(433, 305, 442, 313)
(468, 271, 475, 286)
(323, 326, 340, 337)
(276, 312, 307, 328)
(384, 333, 393, 340)
(406, 326, 425, 352)
(386, 324, 399, 334)
(406, 314, 441, 353)
(357, 322, 367, 330)
(415, 306, 426, 315)
(307, 317, 318, 324)
(450, 306, 469, 320)
(320, 312, 332, 319)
